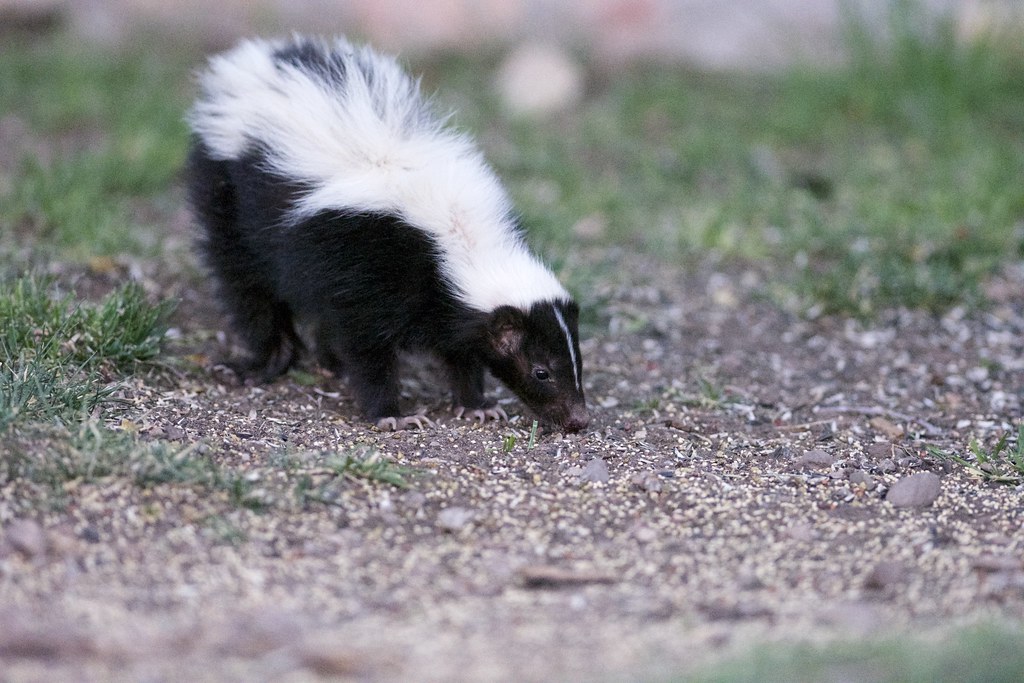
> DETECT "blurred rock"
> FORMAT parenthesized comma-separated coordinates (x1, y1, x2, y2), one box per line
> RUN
(630, 471, 662, 493)
(849, 469, 876, 491)
(436, 506, 474, 531)
(794, 449, 834, 469)
(578, 457, 610, 484)
(296, 631, 366, 677)
(5, 519, 47, 560)
(572, 213, 608, 241)
(0, 0, 64, 32)
(863, 560, 904, 590)
(0, 611, 94, 658)
(496, 43, 584, 117)
(886, 472, 941, 508)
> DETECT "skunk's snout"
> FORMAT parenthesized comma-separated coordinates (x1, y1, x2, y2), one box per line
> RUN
(561, 405, 590, 433)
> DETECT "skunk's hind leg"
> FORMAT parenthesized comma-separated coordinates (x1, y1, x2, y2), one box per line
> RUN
(205, 257, 303, 383)
(220, 299, 302, 383)
(188, 141, 301, 383)
(315, 322, 347, 376)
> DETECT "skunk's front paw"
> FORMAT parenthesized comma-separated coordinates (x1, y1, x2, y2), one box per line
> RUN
(375, 413, 435, 431)
(453, 405, 509, 424)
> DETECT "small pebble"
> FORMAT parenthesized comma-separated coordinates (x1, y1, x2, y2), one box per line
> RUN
(5, 519, 46, 560)
(436, 507, 474, 531)
(794, 449, 834, 469)
(297, 633, 364, 676)
(864, 560, 904, 590)
(867, 442, 894, 458)
(578, 457, 610, 484)
(630, 471, 662, 493)
(849, 470, 876, 490)
(886, 472, 941, 508)
(784, 522, 818, 542)
(496, 43, 584, 116)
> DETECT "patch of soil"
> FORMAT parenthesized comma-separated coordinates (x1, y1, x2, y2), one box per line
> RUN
(2, 252, 1023, 681)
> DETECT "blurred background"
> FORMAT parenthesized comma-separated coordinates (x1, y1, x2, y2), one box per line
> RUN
(2, 0, 1023, 315)
(3, 0, 1022, 70)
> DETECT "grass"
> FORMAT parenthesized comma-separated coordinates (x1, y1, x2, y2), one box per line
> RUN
(2, 3, 1022, 312)
(690, 622, 1024, 682)
(3, 414, 413, 514)
(270, 447, 415, 509)
(0, 274, 172, 430)
(0, 274, 171, 370)
(929, 424, 1024, 485)
(429, 1, 1024, 315)
(501, 420, 540, 453)
(1, 420, 267, 513)
(0, 36, 190, 258)
(772, 0, 1024, 313)
(0, 354, 110, 432)
(0, 272, 183, 512)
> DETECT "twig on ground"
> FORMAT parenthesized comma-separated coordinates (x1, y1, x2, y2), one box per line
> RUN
(814, 405, 943, 436)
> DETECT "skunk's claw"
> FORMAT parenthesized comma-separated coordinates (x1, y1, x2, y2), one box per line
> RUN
(375, 413, 434, 431)
(453, 405, 509, 424)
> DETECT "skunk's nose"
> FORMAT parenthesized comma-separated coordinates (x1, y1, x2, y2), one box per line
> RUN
(562, 406, 590, 433)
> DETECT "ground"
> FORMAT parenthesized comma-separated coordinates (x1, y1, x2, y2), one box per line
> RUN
(2, 250, 1022, 681)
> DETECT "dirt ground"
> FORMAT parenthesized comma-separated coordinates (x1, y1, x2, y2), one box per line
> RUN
(2, 249, 1023, 681)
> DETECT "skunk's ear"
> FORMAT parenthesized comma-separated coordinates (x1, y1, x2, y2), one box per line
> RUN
(487, 306, 525, 357)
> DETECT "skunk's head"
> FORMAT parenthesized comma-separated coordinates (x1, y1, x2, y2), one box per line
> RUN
(484, 300, 589, 433)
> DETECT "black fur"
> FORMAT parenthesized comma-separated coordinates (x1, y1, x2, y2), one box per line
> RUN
(273, 40, 349, 87)
(187, 140, 588, 430)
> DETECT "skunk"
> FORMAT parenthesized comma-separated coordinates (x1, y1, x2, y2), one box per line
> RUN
(186, 35, 589, 432)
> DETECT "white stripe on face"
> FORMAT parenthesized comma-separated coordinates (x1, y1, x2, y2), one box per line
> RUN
(552, 304, 580, 392)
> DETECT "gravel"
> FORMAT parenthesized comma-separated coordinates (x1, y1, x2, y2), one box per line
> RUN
(1, 253, 1023, 681)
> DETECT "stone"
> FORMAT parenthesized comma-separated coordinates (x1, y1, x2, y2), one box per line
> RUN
(867, 442, 894, 459)
(783, 521, 818, 542)
(578, 457, 609, 484)
(496, 43, 584, 116)
(296, 632, 364, 677)
(794, 449, 834, 469)
(0, 614, 93, 658)
(886, 472, 941, 508)
(849, 469, 876, 490)
(864, 560, 904, 590)
(630, 471, 662, 493)
(699, 599, 773, 621)
(869, 416, 903, 439)
(436, 507, 474, 531)
(5, 519, 46, 560)
(220, 609, 303, 657)
(815, 601, 887, 636)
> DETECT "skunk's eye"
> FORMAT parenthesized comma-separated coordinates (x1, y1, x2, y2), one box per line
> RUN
(533, 367, 551, 381)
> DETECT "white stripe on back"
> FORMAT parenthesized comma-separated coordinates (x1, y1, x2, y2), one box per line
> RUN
(552, 305, 580, 392)
(189, 36, 569, 313)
